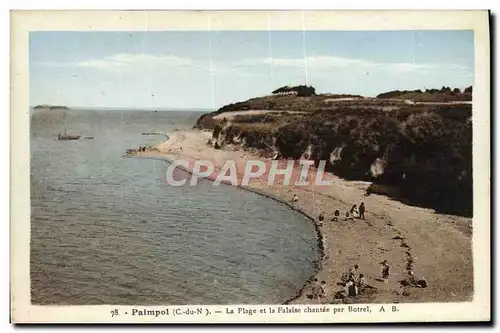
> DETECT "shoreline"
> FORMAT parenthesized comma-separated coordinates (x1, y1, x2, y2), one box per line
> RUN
(128, 129, 473, 305)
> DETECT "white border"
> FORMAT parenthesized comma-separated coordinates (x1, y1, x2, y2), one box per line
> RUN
(9, 9, 491, 324)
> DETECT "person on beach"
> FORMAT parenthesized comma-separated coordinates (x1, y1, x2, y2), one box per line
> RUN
(416, 277, 428, 288)
(407, 271, 427, 288)
(358, 274, 367, 288)
(319, 280, 326, 301)
(359, 202, 366, 220)
(331, 209, 340, 222)
(291, 194, 298, 203)
(349, 264, 359, 282)
(318, 212, 325, 222)
(381, 260, 390, 284)
(350, 205, 359, 219)
(311, 279, 325, 303)
(408, 271, 418, 286)
(346, 278, 358, 297)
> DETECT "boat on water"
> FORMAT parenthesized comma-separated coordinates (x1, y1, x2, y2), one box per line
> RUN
(57, 109, 82, 140)
(141, 132, 163, 136)
(58, 132, 81, 140)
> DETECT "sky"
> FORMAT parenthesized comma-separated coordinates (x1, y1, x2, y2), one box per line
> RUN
(30, 30, 474, 110)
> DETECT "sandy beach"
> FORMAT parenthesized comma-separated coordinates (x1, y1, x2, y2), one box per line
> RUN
(131, 129, 473, 305)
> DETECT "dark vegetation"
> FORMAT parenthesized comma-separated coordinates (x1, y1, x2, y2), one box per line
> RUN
(196, 86, 473, 216)
(377, 86, 472, 102)
(272, 85, 316, 97)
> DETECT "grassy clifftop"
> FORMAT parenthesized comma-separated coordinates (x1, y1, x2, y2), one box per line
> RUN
(194, 86, 472, 129)
(195, 87, 473, 216)
(376, 86, 473, 102)
(194, 93, 367, 129)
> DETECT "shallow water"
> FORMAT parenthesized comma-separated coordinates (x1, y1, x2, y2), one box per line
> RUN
(30, 109, 320, 305)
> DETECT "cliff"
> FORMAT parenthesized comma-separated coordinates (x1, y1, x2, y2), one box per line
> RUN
(194, 87, 473, 216)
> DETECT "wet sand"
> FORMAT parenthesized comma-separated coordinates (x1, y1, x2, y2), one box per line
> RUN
(131, 129, 473, 304)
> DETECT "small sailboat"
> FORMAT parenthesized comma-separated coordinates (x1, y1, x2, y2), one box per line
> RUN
(58, 130, 81, 141)
(57, 109, 81, 140)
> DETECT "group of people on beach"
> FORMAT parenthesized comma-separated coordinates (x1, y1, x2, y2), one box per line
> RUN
(310, 278, 327, 303)
(345, 264, 380, 296)
(309, 260, 391, 302)
(291, 192, 426, 302)
(333, 260, 428, 302)
(315, 203, 366, 224)
(402, 270, 428, 289)
(291, 194, 367, 223)
(343, 264, 366, 297)
(348, 203, 366, 220)
(332, 261, 390, 300)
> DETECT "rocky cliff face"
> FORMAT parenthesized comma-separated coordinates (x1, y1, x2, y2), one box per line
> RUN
(194, 90, 473, 216)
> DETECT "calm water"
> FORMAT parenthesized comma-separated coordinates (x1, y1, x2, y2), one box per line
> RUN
(30, 109, 320, 305)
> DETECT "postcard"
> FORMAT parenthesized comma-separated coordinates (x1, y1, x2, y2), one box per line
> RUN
(10, 10, 490, 323)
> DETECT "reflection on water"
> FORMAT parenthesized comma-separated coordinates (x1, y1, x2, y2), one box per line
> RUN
(30, 109, 320, 305)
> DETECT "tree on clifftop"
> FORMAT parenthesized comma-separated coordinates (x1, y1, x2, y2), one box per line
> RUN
(296, 85, 316, 97)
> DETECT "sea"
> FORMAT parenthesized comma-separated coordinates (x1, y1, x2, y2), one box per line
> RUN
(30, 108, 320, 305)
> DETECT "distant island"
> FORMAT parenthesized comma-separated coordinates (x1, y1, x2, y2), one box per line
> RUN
(33, 104, 70, 110)
(194, 85, 473, 216)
